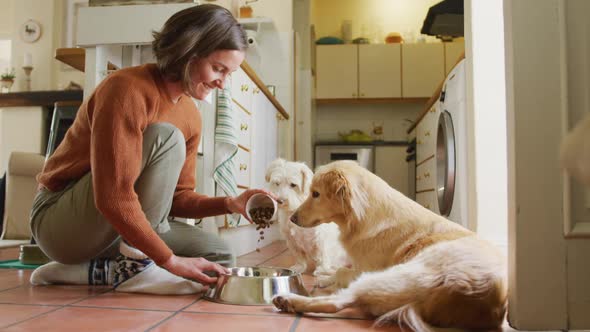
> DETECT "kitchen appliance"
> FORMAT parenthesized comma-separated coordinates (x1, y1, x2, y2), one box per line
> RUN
(315, 145, 375, 172)
(421, 0, 464, 41)
(435, 58, 467, 226)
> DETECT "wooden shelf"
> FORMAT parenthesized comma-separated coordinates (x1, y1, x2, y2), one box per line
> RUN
(0, 90, 83, 108)
(55, 47, 119, 73)
(55, 48, 85, 72)
(315, 98, 429, 105)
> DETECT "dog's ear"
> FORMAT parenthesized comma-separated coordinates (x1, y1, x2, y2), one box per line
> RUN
(321, 168, 368, 221)
(298, 163, 314, 195)
(265, 158, 285, 183)
(322, 169, 352, 208)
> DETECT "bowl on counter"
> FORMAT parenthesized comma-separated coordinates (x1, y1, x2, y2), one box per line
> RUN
(204, 266, 308, 306)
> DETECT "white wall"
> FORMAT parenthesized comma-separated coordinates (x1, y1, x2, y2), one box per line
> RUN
(4, 0, 84, 91)
(311, 0, 440, 43)
(466, 0, 508, 248)
(9, 0, 56, 91)
(0, 0, 13, 37)
(504, 0, 568, 329)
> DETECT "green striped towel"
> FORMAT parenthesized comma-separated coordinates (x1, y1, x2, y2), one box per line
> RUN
(213, 80, 241, 226)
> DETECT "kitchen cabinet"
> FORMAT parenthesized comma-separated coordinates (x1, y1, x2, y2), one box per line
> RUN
(359, 44, 402, 98)
(219, 65, 281, 228)
(316, 44, 401, 100)
(416, 102, 439, 164)
(375, 146, 409, 197)
(316, 43, 451, 101)
(402, 43, 445, 98)
(315, 45, 358, 99)
(414, 102, 439, 214)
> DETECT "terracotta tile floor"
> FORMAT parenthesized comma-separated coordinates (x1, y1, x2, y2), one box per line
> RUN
(0, 241, 519, 331)
(0, 241, 398, 332)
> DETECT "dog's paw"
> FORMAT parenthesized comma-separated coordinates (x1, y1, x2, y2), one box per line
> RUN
(272, 294, 296, 313)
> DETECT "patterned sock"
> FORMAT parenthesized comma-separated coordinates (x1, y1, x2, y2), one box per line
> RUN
(112, 242, 154, 287)
(88, 258, 114, 286)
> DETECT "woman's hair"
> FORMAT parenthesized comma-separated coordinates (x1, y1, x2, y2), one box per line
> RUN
(152, 4, 247, 92)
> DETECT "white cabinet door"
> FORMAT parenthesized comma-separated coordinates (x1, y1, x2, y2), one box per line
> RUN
(402, 43, 445, 98)
(315, 45, 358, 99)
(235, 102, 252, 150)
(233, 146, 251, 187)
(416, 103, 439, 164)
(250, 92, 267, 190)
(230, 69, 253, 111)
(444, 41, 465, 75)
(265, 99, 279, 167)
(358, 44, 402, 98)
(374, 146, 409, 196)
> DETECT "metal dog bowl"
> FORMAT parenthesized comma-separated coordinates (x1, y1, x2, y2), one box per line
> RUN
(204, 267, 308, 306)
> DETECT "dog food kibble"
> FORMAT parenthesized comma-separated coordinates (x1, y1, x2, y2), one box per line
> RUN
(250, 206, 274, 251)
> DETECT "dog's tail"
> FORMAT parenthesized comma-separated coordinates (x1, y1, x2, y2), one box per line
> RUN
(374, 303, 433, 332)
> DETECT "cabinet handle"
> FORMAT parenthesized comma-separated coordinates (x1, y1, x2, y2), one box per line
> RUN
(276, 113, 284, 121)
(360, 93, 365, 97)
(352, 93, 357, 97)
(424, 172, 430, 178)
(253, 87, 260, 94)
(241, 84, 249, 92)
(240, 123, 248, 131)
(417, 139, 423, 145)
(429, 108, 436, 113)
(426, 204, 431, 209)
(240, 163, 248, 171)
(425, 131, 430, 137)
(416, 175, 422, 181)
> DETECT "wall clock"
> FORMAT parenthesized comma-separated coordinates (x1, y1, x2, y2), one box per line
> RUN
(20, 20, 42, 43)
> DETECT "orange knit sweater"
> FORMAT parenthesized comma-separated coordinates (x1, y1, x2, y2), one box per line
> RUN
(37, 64, 228, 265)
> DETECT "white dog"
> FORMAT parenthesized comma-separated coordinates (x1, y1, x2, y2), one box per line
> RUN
(265, 159, 348, 276)
(273, 161, 507, 331)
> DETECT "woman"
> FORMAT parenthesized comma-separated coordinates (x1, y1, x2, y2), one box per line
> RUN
(30, 4, 269, 290)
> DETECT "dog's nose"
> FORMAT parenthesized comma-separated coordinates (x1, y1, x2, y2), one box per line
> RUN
(290, 212, 298, 225)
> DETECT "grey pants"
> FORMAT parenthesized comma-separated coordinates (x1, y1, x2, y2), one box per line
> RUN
(30, 123, 234, 267)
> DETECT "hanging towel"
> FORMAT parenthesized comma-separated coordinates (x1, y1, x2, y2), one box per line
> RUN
(213, 79, 241, 226)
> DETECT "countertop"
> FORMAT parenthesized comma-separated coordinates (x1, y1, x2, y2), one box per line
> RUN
(315, 140, 408, 147)
(0, 90, 83, 108)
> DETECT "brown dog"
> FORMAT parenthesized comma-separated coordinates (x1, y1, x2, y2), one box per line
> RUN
(272, 161, 507, 331)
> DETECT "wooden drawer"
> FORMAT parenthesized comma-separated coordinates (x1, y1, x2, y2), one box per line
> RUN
(233, 146, 251, 187)
(231, 69, 253, 112)
(416, 157, 435, 192)
(235, 102, 252, 149)
(416, 103, 439, 163)
(416, 191, 437, 212)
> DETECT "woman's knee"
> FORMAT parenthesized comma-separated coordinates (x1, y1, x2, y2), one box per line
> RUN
(143, 123, 186, 162)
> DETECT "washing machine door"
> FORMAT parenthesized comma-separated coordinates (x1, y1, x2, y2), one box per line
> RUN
(436, 110, 456, 216)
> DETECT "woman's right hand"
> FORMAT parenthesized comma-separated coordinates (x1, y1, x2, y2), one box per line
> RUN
(160, 254, 230, 285)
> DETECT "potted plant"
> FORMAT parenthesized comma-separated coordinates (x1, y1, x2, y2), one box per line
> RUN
(1, 68, 16, 92)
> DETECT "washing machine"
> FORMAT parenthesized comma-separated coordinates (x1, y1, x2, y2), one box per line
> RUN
(435, 58, 468, 227)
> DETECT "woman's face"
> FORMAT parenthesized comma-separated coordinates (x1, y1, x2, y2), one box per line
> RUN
(189, 49, 245, 100)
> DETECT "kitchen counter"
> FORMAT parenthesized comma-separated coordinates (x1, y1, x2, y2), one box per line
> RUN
(315, 140, 408, 146)
(0, 90, 83, 108)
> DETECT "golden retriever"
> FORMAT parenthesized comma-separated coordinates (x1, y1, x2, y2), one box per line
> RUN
(272, 161, 507, 331)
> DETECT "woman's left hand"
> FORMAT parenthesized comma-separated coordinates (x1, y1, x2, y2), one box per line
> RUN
(225, 189, 279, 222)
